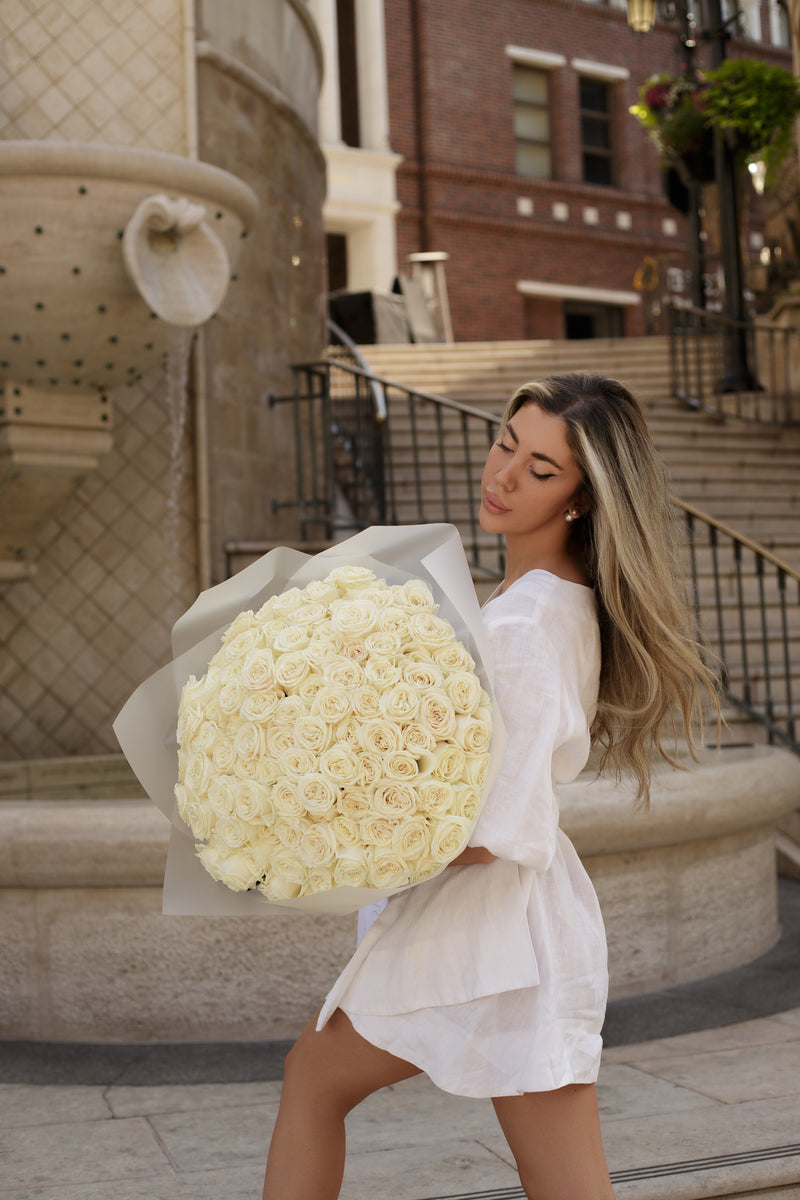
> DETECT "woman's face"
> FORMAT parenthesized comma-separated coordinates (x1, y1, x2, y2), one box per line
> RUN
(479, 402, 585, 538)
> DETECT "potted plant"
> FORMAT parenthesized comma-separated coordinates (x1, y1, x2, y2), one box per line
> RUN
(630, 58, 800, 186)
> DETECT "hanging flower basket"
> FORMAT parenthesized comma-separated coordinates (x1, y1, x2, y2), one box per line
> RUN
(630, 59, 800, 187)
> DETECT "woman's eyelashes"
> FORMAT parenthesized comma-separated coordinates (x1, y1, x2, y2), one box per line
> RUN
(497, 442, 555, 482)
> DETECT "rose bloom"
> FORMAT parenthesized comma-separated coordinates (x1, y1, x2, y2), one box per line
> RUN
(218, 679, 246, 716)
(334, 715, 360, 747)
(453, 714, 492, 755)
(197, 841, 262, 892)
(298, 823, 337, 867)
(211, 737, 237, 773)
(258, 872, 302, 901)
(337, 636, 368, 663)
(303, 637, 338, 669)
(377, 605, 412, 639)
(400, 579, 437, 611)
(402, 661, 444, 691)
(290, 601, 328, 628)
(358, 583, 390, 606)
(271, 694, 306, 727)
(357, 752, 383, 786)
(208, 775, 238, 817)
(454, 783, 482, 821)
(364, 630, 402, 658)
(370, 780, 417, 818)
(233, 756, 259, 781)
(368, 849, 409, 888)
(330, 813, 360, 846)
(350, 685, 382, 720)
(274, 816, 306, 851)
(416, 778, 456, 817)
(240, 689, 280, 724)
(221, 610, 257, 643)
(293, 713, 333, 755)
(241, 649, 276, 691)
(299, 578, 340, 605)
(330, 598, 379, 639)
(190, 719, 220, 755)
(266, 724, 296, 758)
(234, 779, 273, 824)
(446, 671, 484, 716)
(298, 772, 338, 818)
(429, 743, 467, 783)
(359, 814, 396, 847)
(312, 685, 352, 724)
(214, 815, 256, 849)
(254, 755, 280, 786)
(430, 815, 472, 862)
(417, 690, 457, 741)
(235, 721, 266, 762)
(185, 797, 215, 841)
(177, 701, 205, 749)
(380, 682, 419, 723)
(392, 815, 431, 861)
(325, 564, 377, 590)
(272, 625, 311, 653)
(358, 717, 403, 755)
(272, 779, 304, 818)
(336, 785, 371, 819)
(307, 865, 334, 894)
(270, 849, 309, 888)
(274, 651, 310, 692)
(382, 749, 419, 782)
(319, 744, 360, 787)
(464, 754, 489, 788)
(403, 722, 436, 756)
(322, 656, 364, 690)
(277, 746, 318, 782)
(409, 612, 456, 651)
(223, 625, 264, 662)
(433, 642, 475, 674)
(298, 677, 325, 705)
(333, 845, 369, 887)
(182, 749, 214, 796)
(268, 586, 306, 616)
(364, 656, 402, 688)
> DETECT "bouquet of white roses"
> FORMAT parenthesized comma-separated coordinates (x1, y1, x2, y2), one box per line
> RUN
(114, 524, 504, 915)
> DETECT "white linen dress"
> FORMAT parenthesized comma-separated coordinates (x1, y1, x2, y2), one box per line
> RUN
(317, 569, 608, 1098)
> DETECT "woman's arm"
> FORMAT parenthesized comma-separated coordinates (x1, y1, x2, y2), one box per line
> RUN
(449, 845, 497, 865)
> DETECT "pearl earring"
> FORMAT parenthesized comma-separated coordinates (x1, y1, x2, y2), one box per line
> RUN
(565, 512, 574, 523)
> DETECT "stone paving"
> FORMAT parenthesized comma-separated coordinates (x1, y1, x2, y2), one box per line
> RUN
(2, 1008, 800, 1199)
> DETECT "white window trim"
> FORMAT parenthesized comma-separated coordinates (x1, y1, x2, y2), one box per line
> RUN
(571, 58, 630, 81)
(517, 280, 640, 306)
(506, 45, 566, 70)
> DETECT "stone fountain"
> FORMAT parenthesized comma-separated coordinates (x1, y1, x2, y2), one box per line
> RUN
(0, 140, 258, 580)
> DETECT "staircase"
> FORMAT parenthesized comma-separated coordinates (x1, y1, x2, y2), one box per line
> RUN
(362, 337, 800, 568)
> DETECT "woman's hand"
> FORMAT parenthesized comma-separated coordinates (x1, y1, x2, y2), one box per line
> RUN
(449, 845, 497, 866)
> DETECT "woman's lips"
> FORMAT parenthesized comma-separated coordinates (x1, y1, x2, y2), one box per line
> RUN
(483, 491, 510, 514)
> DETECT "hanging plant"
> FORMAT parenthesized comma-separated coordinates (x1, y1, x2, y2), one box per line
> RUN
(630, 58, 800, 185)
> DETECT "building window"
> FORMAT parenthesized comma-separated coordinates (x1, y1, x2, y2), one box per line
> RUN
(513, 66, 552, 179)
(579, 77, 613, 186)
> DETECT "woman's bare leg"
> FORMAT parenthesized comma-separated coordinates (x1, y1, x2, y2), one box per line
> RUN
(262, 1008, 422, 1200)
(493, 1083, 615, 1200)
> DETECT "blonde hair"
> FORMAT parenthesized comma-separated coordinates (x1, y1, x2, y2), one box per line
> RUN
(503, 373, 718, 805)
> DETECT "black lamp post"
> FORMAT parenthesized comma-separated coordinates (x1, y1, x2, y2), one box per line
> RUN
(627, 0, 759, 391)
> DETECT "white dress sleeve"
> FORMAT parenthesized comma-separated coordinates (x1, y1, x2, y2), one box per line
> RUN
(469, 596, 594, 872)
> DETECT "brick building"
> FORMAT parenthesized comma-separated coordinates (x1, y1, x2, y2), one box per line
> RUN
(315, 0, 794, 341)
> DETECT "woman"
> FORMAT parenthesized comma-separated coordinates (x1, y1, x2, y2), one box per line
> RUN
(262, 374, 716, 1199)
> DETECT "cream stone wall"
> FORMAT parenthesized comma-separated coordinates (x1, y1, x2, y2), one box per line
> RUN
(0, 0, 189, 154)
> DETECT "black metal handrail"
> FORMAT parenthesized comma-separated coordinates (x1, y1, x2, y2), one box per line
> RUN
(267, 356, 800, 751)
(666, 297, 800, 424)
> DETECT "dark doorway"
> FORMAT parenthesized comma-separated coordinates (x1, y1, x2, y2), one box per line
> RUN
(564, 301, 624, 339)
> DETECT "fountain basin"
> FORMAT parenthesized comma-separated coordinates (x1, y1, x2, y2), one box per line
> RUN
(0, 142, 258, 392)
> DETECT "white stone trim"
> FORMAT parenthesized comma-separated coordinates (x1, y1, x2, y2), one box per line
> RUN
(505, 45, 567, 70)
(517, 279, 640, 306)
(570, 58, 630, 81)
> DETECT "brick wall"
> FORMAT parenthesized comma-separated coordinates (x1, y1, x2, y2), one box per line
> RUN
(385, 0, 791, 341)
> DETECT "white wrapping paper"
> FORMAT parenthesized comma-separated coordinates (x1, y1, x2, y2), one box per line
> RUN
(113, 524, 505, 915)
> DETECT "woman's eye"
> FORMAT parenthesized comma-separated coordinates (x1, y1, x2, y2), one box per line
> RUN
(530, 468, 555, 481)
(497, 440, 512, 452)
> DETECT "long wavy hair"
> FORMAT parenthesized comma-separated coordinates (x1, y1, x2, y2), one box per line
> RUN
(502, 373, 718, 805)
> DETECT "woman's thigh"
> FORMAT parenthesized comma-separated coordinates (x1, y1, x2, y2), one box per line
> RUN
(492, 1084, 614, 1200)
(281, 1009, 423, 1116)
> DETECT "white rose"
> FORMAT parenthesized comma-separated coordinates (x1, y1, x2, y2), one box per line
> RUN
(274, 816, 306, 851)
(421, 743, 466, 783)
(190, 719, 220, 755)
(185, 798, 215, 840)
(409, 612, 456, 651)
(271, 694, 306, 726)
(196, 841, 261, 892)
(464, 754, 489, 788)
(358, 717, 403, 756)
(324, 565, 377, 590)
(370, 780, 417, 818)
(221, 610, 257, 643)
(298, 823, 336, 868)
(240, 690, 280, 724)
(293, 713, 333, 755)
(319, 744, 360, 787)
(417, 691, 457, 741)
(218, 679, 246, 716)
(392, 815, 431, 861)
(270, 849, 308, 888)
(241, 649, 276, 691)
(400, 579, 437, 612)
(377, 605, 412, 640)
(211, 737, 237, 773)
(446, 672, 484, 716)
(402, 661, 444, 691)
(337, 786, 372, 819)
(334, 715, 360, 747)
(453, 783, 481, 821)
(298, 773, 338, 818)
(272, 779, 303, 817)
(274, 651, 310, 692)
(330, 813, 360, 846)
(277, 747, 318, 781)
(430, 816, 472, 863)
(367, 849, 409, 888)
(364, 631, 402, 658)
(208, 775, 238, 817)
(311, 685, 352, 724)
(258, 873, 302, 901)
(234, 721, 266, 762)
(333, 845, 370, 887)
(233, 779, 273, 824)
(452, 714, 492, 755)
(177, 701, 205, 748)
(357, 752, 383, 786)
(300, 578, 340, 605)
(307, 866, 334, 894)
(265, 724, 296, 758)
(330, 598, 379, 639)
(364, 656, 401, 688)
(337, 636, 368, 663)
(433, 642, 475, 674)
(182, 750, 214, 796)
(382, 750, 419, 782)
(359, 814, 396, 847)
(269, 586, 307, 616)
(322, 656, 364, 690)
(416, 778, 456, 816)
(223, 625, 264, 662)
(272, 625, 310, 653)
(402, 722, 436, 756)
(379, 682, 419, 723)
(290, 601, 328, 628)
(351, 685, 382, 720)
